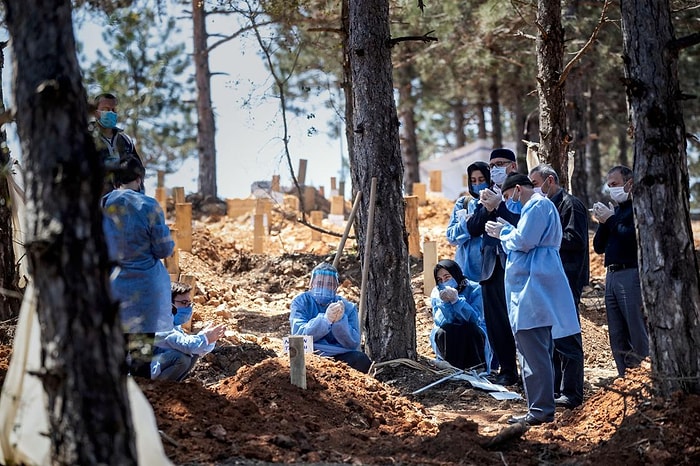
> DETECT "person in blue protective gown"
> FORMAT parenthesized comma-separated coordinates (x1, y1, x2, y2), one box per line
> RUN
(289, 262, 372, 373)
(485, 173, 580, 426)
(102, 155, 175, 377)
(446, 161, 490, 282)
(429, 259, 492, 372)
(151, 281, 226, 381)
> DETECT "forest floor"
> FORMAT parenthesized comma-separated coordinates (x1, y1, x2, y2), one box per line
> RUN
(1, 192, 700, 465)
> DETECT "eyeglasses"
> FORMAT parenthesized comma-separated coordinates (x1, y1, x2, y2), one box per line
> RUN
(489, 160, 512, 169)
(174, 299, 192, 306)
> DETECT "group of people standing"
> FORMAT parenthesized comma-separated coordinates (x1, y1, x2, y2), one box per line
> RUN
(441, 148, 649, 425)
(95, 92, 225, 382)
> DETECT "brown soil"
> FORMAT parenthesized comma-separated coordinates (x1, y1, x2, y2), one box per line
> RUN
(1, 193, 699, 465)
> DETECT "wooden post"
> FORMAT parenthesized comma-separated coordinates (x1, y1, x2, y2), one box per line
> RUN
(256, 198, 272, 234)
(271, 174, 281, 192)
(179, 274, 197, 332)
(310, 210, 323, 241)
(404, 196, 420, 257)
(297, 159, 308, 186)
(172, 186, 185, 204)
(157, 170, 165, 188)
(412, 182, 427, 206)
(284, 195, 300, 213)
(319, 186, 325, 198)
(423, 240, 437, 295)
(155, 187, 167, 217)
(226, 198, 257, 218)
(303, 186, 316, 213)
(253, 213, 264, 253)
(330, 177, 337, 196)
(359, 178, 378, 343)
(429, 170, 442, 193)
(289, 335, 307, 389)
(165, 227, 180, 276)
(175, 203, 192, 252)
(338, 180, 345, 198)
(330, 196, 345, 216)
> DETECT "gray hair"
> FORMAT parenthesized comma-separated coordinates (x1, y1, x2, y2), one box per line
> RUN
(529, 163, 559, 184)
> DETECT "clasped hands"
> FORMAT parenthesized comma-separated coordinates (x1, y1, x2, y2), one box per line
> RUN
(480, 187, 502, 212)
(591, 202, 614, 223)
(325, 301, 345, 323)
(438, 287, 459, 304)
(485, 217, 510, 239)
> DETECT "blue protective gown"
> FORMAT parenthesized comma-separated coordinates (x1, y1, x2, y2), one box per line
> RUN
(289, 293, 361, 357)
(102, 189, 175, 333)
(446, 196, 483, 282)
(429, 280, 493, 369)
(499, 194, 580, 338)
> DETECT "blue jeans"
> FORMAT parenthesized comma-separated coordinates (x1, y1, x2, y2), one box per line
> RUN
(153, 350, 199, 381)
(605, 268, 649, 377)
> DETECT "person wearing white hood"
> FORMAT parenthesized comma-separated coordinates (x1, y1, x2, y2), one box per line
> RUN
(592, 165, 648, 378)
(485, 173, 581, 426)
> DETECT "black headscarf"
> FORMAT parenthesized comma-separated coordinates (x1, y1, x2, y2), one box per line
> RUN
(433, 259, 467, 292)
(467, 161, 491, 198)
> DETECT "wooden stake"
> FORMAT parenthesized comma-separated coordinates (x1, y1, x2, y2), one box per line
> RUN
(253, 214, 264, 253)
(165, 227, 180, 276)
(289, 335, 307, 389)
(359, 177, 377, 342)
(172, 186, 185, 204)
(330, 195, 345, 216)
(303, 186, 315, 213)
(333, 191, 362, 269)
(256, 198, 272, 234)
(157, 170, 165, 188)
(155, 187, 167, 217)
(310, 210, 323, 241)
(297, 159, 308, 186)
(404, 195, 421, 258)
(412, 182, 427, 206)
(429, 170, 442, 193)
(175, 203, 192, 253)
(423, 240, 437, 295)
(271, 174, 281, 192)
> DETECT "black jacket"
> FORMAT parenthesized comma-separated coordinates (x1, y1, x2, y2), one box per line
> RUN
(593, 199, 636, 267)
(550, 188, 590, 294)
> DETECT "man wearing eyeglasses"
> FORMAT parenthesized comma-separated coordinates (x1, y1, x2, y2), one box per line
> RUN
(150, 281, 227, 381)
(466, 148, 521, 386)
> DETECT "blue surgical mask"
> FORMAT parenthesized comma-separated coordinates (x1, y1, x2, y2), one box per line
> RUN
(490, 166, 507, 186)
(439, 278, 458, 289)
(505, 198, 522, 214)
(470, 182, 489, 198)
(173, 306, 193, 326)
(99, 110, 118, 129)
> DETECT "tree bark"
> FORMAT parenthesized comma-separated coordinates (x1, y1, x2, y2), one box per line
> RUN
(489, 75, 503, 148)
(476, 87, 487, 141)
(567, 64, 589, 201)
(536, 0, 569, 188)
(194, 0, 218, 198)
(620, 0, 700, 395)
(586, 82, 602, 196)
(0, 42, 22, 321)
(453, 100, 466, 148)
(396, 49, 420, 194)
(348, 0, 416, 361)
(3, 0, 137, 463)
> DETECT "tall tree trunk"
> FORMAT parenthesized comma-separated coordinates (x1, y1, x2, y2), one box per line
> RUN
(194, 0, 218, 198)
(476, 87, 487, 140)
(618, 122, 629, 167)
(620, 0, 700, 395)
(489, 75, 502, 148)
(567, 65, 589, 200)
(453, 100, 466, 148)
(396, 50, 419, 193)
(341, 0, 354, 166)
(586, 82, 602, 196)
(0, 41, 22, 321)
(3, 0, 137, 463)
(513, 85, 527, 159)
(348, 0, 416, 361)
(536, 0, 569, 188)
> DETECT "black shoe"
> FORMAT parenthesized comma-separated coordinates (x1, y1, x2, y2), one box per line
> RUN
(506, 413, 550, 426)
(494, 372, 519, 386)
(555, 395, 580, 409)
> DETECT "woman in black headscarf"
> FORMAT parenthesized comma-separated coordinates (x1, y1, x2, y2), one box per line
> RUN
(429, 259, 490, 371)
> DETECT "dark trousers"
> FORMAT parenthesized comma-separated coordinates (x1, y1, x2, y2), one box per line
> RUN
(553, 333, 584, 406)
(333, 351, 372, 373)
(434, 322, 486, 371)
(125, 332, 155, 378)
(481, 261, 517, 377)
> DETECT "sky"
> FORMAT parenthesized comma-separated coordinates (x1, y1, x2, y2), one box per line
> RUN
(3, 7, 346, 200)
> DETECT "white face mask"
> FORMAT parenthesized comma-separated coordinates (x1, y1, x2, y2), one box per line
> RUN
(609, 186, 629, 203)
(533, 187, 543, 196)
(491, 166, 507, 186)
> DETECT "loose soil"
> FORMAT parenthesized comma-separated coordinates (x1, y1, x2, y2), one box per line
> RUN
(1, 192, 699, 465)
